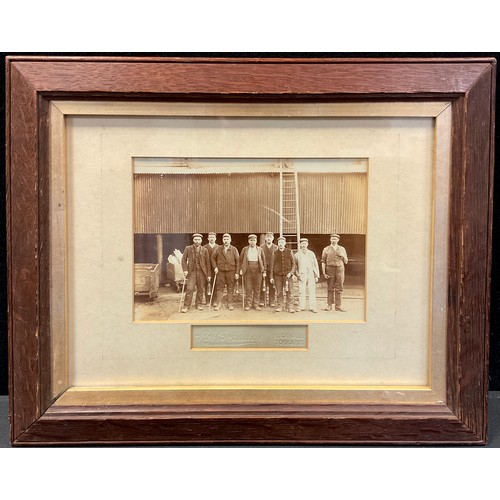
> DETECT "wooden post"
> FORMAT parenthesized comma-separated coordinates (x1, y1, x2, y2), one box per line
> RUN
(156, 234, 164, 284)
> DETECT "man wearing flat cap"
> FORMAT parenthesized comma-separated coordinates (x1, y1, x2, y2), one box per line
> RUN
(203, 232, 220, 304)
(321, 233, 348, 311)
(211, 233, 240, 311)
(180, 234, 211, 312)
(260, 231, 278, 307)
(294, 238, 320, 313)
(240, 234, 267, 311)
(270, 236, 296, 313)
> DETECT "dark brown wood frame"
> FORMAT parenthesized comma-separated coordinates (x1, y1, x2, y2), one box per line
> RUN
(6, 56, 496, 445)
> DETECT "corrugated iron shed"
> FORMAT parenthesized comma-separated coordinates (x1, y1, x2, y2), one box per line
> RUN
(134, 171, 366, 235)
(134, 173, 281, 233)
(298, 173, 366, 234)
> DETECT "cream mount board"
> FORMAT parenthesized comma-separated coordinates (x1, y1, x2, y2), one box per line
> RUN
(49, 101, 451, 405)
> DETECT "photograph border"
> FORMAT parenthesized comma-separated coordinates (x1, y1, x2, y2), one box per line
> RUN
(131, 155, 369, 325)
(6, 56, 495, 445)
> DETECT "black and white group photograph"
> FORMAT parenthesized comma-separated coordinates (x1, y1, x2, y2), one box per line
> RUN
(133, 158, 366, 322)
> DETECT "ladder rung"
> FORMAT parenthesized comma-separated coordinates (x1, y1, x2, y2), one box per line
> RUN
(281, 170, 300, 245)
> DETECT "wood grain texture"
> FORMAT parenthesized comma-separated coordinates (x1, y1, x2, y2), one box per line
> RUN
(11, 59, 493, 96)
(7, 64, 42, 441)
(15, 403, 481, 445)
(38, 95, 53, 412)
(447, 65, 496, 441)
(5, 56, 495, 445)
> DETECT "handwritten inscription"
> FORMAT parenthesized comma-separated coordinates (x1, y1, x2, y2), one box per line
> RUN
(196, 330, 265, 346)
(192, 326, 307, 349)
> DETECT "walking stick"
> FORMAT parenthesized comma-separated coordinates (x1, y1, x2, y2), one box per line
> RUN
(241, 273, 245, 308)
(284, 276, 289, 310)
(208, 273, 217, 309)
(178, 276, 187, 312)
(262, 278, 267, 307)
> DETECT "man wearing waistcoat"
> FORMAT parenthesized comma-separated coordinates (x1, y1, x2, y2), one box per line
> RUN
(239, 234, 267, 311)
(203, 232, 220, 304)
(211, 233, 240, 311)
(270, 236, 296, 313)
(259, 231, 278, 307)
(180, 234, 211, 313)
(321, 233, 348, 311)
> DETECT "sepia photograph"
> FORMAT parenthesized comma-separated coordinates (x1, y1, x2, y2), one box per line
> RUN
(133, 157, 366, 322)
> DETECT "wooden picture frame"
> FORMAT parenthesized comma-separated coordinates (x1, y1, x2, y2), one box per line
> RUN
(6, 56, 495, 445)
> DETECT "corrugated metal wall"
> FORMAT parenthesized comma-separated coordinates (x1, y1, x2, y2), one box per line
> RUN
(298, 173, 367, 234)
(135, 172, 366, 234)
(134, 173, 281, 233)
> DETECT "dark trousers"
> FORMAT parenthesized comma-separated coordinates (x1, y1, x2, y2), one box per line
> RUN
(274, 274, 293, 309)
(326, 264, 344, 306)
(184, 269, 207, 307)
(261, 273, 276, 305)
(243, 263, 262, 307)
(215, 270, 236, 305)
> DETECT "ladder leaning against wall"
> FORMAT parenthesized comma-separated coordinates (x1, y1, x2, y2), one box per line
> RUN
(279, 162, 301, 253)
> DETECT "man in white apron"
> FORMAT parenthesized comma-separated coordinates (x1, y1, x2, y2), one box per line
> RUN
(294, 238, 320, 313)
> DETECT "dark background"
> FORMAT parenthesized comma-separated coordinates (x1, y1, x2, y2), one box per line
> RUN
(1, 52, 499, 395)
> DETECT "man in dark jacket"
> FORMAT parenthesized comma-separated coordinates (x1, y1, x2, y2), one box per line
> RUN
(211, 233, 240, 310)
(270, 236, 296, 313)
(260, 231, 277, 307)
(239, 234, 266, 311)
(203, 232, 220, 304)
(181, 234, 211, 312)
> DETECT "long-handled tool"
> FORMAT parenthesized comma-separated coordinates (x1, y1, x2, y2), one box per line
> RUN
(262, 278, 267, 307)
(208, 272, 217, 309)
(178, 276, 187, 312)
(241, 273, 245, 308)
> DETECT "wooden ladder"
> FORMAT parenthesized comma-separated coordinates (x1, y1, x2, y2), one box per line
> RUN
(280, 168, 301, 252)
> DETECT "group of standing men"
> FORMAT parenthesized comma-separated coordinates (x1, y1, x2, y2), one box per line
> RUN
(180, 232, 348, 314)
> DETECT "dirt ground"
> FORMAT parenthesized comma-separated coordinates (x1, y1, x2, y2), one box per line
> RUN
(134, 282, 365, 322)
